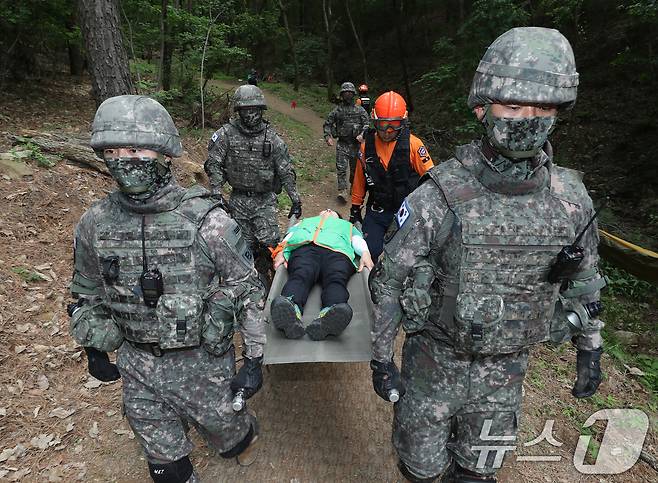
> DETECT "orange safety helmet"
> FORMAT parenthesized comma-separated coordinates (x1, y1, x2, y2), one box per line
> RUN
(372, 91, 407, 132)
(358, 84, 369, 93)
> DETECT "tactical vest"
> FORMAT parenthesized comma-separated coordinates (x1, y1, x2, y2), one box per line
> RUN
(94, 188, 223, 349)
(364, 128, 419, 211)
(425, 154, 576, 355)
(224, 122, 276, 193)
(336, 105, 366, 140)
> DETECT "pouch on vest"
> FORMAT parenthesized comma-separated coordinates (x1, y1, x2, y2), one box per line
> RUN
(70, 304, 124, 352)
(202, 292, 235, 356)
(400, 287, 432, 334)
(155, 294, 203, 349)
(453, 293, 505, 355)
(548, 296, 572, 345)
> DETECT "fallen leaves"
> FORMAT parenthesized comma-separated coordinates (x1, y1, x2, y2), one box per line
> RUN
(88, 421, 99, 439)
(48, 407, 75, 419)
(0, 444, 27, 463)
(30, 433, 56, 450)
(83, 378, 102, 389)
(37, 374, 50, 391)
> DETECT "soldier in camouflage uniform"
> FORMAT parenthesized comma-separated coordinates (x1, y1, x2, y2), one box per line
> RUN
(369, 28, 606, 482)
(69, 95, 266, 482)
(323, 81, 370, 203)
(205, 85, 302, 282)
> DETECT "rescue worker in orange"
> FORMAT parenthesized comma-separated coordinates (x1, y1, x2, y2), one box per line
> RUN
(349, 91, 434, 261)
(356, 84, 372, 115)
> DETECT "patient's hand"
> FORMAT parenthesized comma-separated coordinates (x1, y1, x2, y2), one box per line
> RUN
(358, 251, 374, 272)
(274, 252, 287, 269)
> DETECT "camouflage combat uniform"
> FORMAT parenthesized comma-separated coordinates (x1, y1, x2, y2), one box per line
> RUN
(323, 82, 370, 191)
(370, 28, 606, 482)
(70, 95, 266, 481)
(206, 117, 299, 249)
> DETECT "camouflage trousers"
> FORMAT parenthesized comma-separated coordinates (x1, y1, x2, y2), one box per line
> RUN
(335, 140, 360, 191)
(116, 342, 256, 464)
(228, 192, 281, 249)
(393, 333, 529, 479)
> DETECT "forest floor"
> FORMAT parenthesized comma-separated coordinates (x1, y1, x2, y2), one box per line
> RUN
(0, 76, 656, 482)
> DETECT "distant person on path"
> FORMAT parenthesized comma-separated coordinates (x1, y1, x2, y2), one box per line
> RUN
(349, 91, 433, 262)
(205, 85, 302, 285)
(369, 28, 606, 483)
(69, 95, 265, 481)
(270, 209, 374, 340)
(356, 84, 372, 114)
(247, 69, 258, 86)
(323, 81, 370, 204)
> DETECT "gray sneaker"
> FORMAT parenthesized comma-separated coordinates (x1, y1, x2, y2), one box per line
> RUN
(270, 296, 305, 339)
(306, 303, 353, 341)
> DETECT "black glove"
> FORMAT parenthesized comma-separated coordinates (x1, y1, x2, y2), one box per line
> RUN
(572, 347, 603, 398)
(288, 201, 302, 219)
(84, 347, 121, 382)
(231, 355, 263, 399)
(349, 204, 363, 225)
(370, 359, 405, 402)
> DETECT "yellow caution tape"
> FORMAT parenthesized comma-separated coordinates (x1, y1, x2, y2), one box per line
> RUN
(599, 230, 658, 258)
(598, 229, 658, 285)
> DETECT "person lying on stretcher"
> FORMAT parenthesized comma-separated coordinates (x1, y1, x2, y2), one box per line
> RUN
(270, 209, 374, 340)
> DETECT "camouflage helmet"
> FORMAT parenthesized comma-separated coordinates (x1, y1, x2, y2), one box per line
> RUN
(340, 82, 357, 94)
(90, 95, 183, 158)
(233, 84, 267, 111)
(468, 27, 579, 110)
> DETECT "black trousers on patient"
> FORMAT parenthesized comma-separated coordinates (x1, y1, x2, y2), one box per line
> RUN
(281, 244, 356, 311)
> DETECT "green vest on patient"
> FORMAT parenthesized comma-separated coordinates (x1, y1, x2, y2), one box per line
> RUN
(283, 216, 362, 268)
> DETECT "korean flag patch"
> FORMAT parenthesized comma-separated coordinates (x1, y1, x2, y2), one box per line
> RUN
(396, 199, 411, 228)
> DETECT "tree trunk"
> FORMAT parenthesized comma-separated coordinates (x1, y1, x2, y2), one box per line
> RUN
(77, 0, 134, 106)
(278, 0, 299, 91)
(392, 0, 413, 112)
(159, 0, 173, 90)
(344, 0, 368, 84)
(66, 13, 84, 77)
(67, 41, 84, 77)
(322, 0, 334, 102)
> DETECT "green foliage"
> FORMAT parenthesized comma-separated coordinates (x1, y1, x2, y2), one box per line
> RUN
(604, 332, 658, 397)
(11, 267, 46, 283)
(13, 142, 59, 168)
(600, 260, 657, 302)
(0, 0, 77, 80)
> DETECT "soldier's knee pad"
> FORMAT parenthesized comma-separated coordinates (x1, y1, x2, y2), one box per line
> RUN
(397, 459, 439, 483)
(148, 456, 193, 483)
(219, 423, 254, 459)
(453, 464, 497, 483)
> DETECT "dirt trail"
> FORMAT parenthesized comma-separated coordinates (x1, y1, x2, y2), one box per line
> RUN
(0, 78, 654, 482)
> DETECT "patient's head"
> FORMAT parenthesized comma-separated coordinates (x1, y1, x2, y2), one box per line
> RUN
(319, 209, 341, 219)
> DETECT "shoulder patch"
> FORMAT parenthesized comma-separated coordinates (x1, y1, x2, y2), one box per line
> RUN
(396, 199, 411, 228)
(417, 146, 428, 158)
(384, 199, 412, 244)
(211, 132, 219, 142)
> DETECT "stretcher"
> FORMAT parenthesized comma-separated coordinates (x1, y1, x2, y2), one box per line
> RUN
(263, 265, 374, 365)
